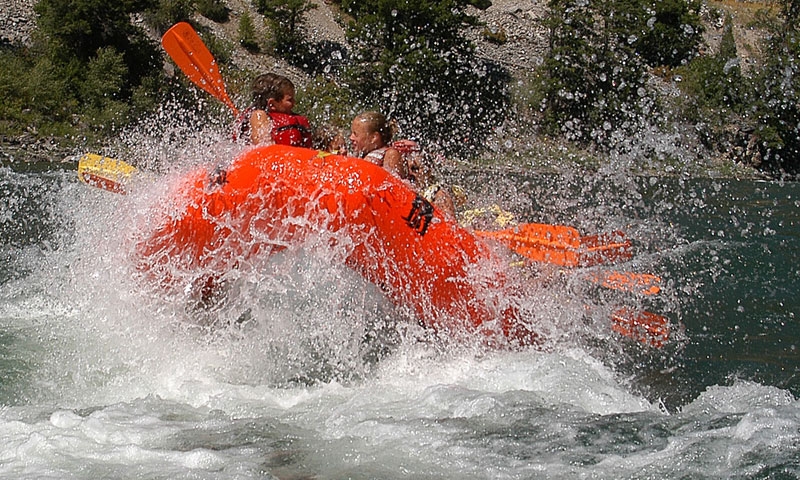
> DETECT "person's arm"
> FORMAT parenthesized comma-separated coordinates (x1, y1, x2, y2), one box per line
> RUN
(433, 189, 457, 220)
(382, 147, 407, 179)
(250, 109, 274, 145)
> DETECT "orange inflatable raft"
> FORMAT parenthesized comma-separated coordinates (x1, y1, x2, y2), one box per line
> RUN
(134, 145, 537, 345)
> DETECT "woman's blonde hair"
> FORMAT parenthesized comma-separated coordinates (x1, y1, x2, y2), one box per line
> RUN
(355, 111, 396, 144)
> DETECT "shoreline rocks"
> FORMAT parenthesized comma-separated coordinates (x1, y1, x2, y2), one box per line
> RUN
(0, 0, 37, 46)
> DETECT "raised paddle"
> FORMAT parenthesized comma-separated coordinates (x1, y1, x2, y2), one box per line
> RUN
(161, 22, 239, 116)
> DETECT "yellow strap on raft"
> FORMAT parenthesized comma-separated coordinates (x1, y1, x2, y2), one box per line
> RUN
(459, 203, 516, 228)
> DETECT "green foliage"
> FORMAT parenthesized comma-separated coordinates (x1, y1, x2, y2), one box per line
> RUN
(1, 0, 794, 180)
(77, 47, 131, 132)
(297, 76, 356, 130)
(0, 0, 165, 144)
(197, 30, 234, 65)
(677, 14, 741, 111)
(340, 0, 506, 154)
(597, 0, 704, 68)
(633, 0, 704, 67)
(143, 0, 194, 34)
(80, 47, 128, 108)
(36, 0, 161, 87)
(717, 14, 738, 62)
(780, 0, 799, 26)
(196, 0, 229, 22)
(129, 73, 168, 116)
(254, 0, 317, 66)
(254, 0, 316, 34)
(536, 0, 651, 149)
(36, 0, 153, 61)
(746, 2, 800, 175)
(238, 11, 260, 52)
(34, 0, 160, 95)
(665, 2, 800, 178)
(0, 46, 75, 137)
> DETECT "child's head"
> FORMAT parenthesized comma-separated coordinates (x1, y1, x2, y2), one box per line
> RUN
(252, 73, 296, 113)
(350, 111, 393, 156)
(314, 125, 347, 155)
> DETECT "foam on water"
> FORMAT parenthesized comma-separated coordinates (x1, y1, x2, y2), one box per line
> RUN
(4, 335, 796, 479)
(1, 107, 798, 478)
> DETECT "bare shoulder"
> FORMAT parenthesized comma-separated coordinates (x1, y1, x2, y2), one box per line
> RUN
(383, 147, 408, 178)
(250, 109, 269, 122)
(384, 147, 402, 162)
(250, 109, 273, 145)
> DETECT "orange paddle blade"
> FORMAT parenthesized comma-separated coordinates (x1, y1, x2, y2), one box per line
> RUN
(475, 223, 632, 267)
(579, 230, 632, 266)
(162, 22, 238, 116)
(585, 271, 662, 295)
(611, 308, 670, 348)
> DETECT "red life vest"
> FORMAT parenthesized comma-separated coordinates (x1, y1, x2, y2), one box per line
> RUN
(232, 108, 312, 148)
(269, 112, 312, 148)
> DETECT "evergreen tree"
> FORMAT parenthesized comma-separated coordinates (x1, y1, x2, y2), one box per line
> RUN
(341, 0, 506, 154)
(679, 14, 740, 111)
(239, 10, 260, 52)
(197, 0, 230, 22)
(634, 0, 704, 67)
(748, 0, 800, 175)
(670, 14, 743, 163)
(143, 0, 194, 34)
(254, 0, 316, 62)
(30, 0, 162, 134)
(35, 0, 161, 93)
(537, 0, 650, 149)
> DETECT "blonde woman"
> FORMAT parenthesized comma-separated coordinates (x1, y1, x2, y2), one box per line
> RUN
(349, 111, 407, 179)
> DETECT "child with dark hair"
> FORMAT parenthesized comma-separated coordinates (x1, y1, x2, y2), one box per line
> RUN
(232, 73, 312, 147)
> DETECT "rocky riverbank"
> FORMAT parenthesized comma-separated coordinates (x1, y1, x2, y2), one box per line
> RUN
(0, 0, 551, 165)
(0, 0, 776, 176)
(0, 0, 37, 46)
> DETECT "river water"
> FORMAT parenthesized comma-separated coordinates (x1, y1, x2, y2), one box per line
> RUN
(0, 149, 798, 479)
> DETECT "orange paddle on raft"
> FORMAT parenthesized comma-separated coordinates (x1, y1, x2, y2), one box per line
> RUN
(474, 224, 632, 267)
(475, 224, 663, 295)
(611, 308, 670, 348)
(161, 22, 239, 116)
(584, 270, 661, 296)
(75, 154, 670, 347)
